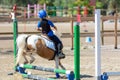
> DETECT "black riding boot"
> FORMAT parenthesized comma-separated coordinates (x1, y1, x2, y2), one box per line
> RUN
(57, 43, 65, 58)
(49, 35, 65, 58)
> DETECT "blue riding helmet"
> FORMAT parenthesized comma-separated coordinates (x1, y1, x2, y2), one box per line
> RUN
(38, 10, 47, 18)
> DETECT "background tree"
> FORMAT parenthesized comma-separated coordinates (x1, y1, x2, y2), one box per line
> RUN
(106, 0, 120, 15)
(108, 0, 120, 10)
(38, 0, 46, 5)
(0, 0, 120, 16)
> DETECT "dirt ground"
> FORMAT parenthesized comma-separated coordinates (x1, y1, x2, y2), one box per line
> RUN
(1, 21, 120, 80)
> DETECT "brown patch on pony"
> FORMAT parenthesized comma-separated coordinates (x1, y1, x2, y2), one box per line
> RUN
(36, 39, 55, 60)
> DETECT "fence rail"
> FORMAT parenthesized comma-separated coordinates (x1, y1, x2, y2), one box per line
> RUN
(0, 16, 120, 22)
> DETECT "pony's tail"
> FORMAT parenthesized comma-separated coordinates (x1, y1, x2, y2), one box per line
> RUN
(15, 34, 28, 66)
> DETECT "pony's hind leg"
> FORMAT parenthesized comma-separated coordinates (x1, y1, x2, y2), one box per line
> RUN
(23, 52, 29, 64)
(55, 56, 59, 69)
(55, 55, 65, 70)
(59, 60, 66, 70)
(55, 56, 62, 78)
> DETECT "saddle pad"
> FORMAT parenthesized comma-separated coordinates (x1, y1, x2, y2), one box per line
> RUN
(42, 38, 56, 51)
(27, 35, 56, 51)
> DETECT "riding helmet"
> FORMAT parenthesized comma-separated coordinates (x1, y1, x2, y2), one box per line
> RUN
(38, 10, 47, 18)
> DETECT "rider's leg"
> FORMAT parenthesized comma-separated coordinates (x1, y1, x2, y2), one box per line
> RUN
(49, 35, 65, 58)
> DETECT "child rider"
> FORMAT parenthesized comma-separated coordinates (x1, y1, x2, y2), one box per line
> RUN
(37, 9, 65, 59)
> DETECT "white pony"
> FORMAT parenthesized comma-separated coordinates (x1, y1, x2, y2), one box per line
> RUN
(16, 34, 65, 70)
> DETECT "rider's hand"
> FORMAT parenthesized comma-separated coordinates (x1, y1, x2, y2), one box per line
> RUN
(37, 28, 40, 31)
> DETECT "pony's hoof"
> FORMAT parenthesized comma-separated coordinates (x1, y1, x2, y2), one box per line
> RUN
(16, 66, 27, 74)
(30, 60, 34, 64)
(24, 61, 29, 64)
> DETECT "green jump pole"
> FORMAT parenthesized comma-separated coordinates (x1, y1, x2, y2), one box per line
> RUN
(13, 19, 18, 68)
(20, 64, 72, 74)
(74, 23, 80, 80)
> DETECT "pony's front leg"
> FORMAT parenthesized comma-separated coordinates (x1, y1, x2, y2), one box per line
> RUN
(16, 48, 24, 66)
(23, 52, 29, 64)
(29, 53, 35, 64)
(23, 52, 35, 64)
